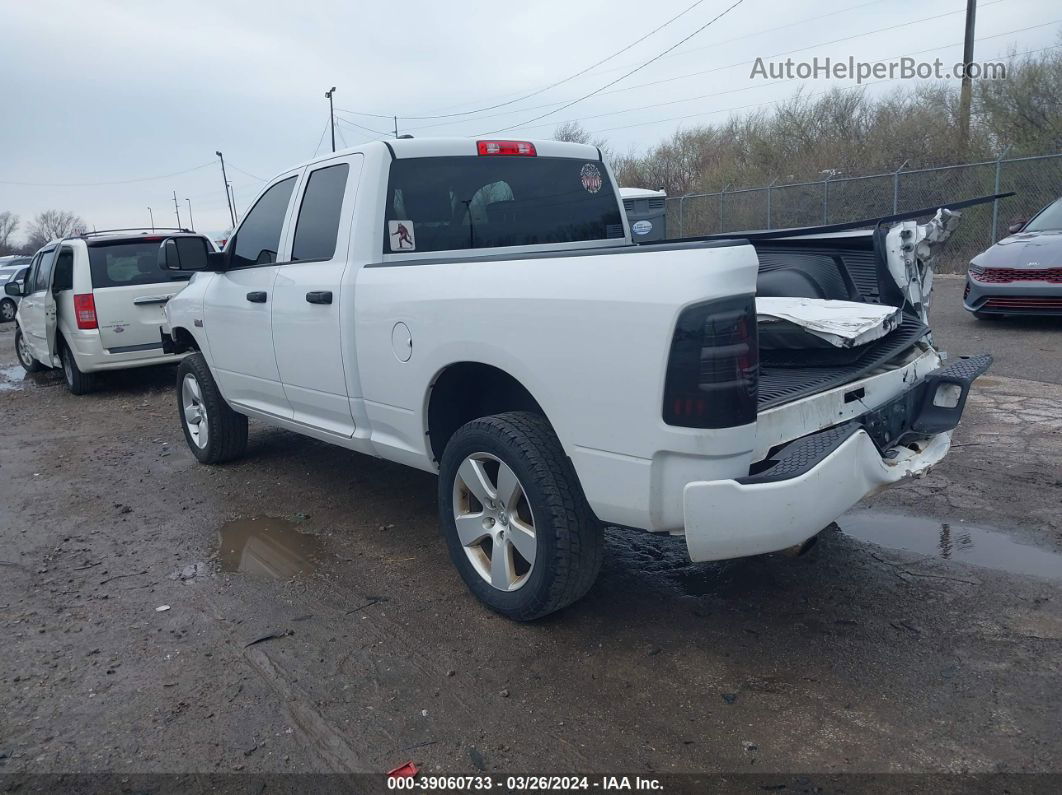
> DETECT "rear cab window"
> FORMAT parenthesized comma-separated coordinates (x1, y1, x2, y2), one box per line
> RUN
(87, 237, 207, 288)
(382, 156, 624, 254)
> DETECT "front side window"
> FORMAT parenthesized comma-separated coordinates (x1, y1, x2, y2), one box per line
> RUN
(292, 164, 349, 261)
(32, 249, 56, 293)
(1024, 198, 1062, 233)
(382, 156, 624, 254)
(231, 177, 297, 268)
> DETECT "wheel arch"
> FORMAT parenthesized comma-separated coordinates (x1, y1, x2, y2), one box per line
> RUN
(426, 361, 550, 464)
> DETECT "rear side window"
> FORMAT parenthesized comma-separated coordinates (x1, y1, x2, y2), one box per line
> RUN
(292, 164, 349, 261)
(382, 156, 624, 254)
(88, 239, 201, 287)
(232, 177, 297, 268)
(53, 247, 74, 291)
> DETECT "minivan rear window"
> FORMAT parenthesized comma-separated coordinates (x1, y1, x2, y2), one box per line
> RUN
(88, 239, 198, 288)
(382, 156, 625, 254)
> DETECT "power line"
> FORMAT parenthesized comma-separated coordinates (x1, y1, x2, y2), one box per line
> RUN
(312, 119, 330, 158)
(0, 160, 215, 187)
(584, 41, 1062, 136)
(333, 115, 391, 136)
(493, 17, 1062, 135)
(333, 0, 715, 122)
(480, 0, 747, 135)
(227, 163, 266, 182)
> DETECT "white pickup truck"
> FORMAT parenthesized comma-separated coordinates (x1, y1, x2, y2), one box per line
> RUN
(160, 137, 990, 620)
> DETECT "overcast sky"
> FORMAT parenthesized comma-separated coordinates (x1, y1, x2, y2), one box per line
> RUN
(1, 0, 1058, 239)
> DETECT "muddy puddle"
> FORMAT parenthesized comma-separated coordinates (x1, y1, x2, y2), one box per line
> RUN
(217, 516, 327, 579)
(837, 510, 1062, 581)
(0, 364, 25, 391)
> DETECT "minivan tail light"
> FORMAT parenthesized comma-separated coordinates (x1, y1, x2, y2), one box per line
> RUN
(73, 293, 98, 330)
(477, 140, 537, 156)
(662, 295, 758, 428)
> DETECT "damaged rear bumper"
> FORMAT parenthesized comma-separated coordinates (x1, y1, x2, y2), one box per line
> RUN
(682, 354, 992, 562)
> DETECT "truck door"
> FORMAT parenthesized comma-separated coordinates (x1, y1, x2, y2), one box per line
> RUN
(271, 155, 363, 436)
(203, 175, 298, 418)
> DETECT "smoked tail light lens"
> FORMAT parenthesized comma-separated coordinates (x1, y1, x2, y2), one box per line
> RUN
(476, 140, 537, 156)
(663, 295, 758, 428)
(73, 293, 98, 329)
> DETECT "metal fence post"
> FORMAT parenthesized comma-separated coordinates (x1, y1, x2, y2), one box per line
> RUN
(822, 176, 831, 224)
(678, 195, 685, 238)
(990, 145, 1012, 245)
(766, 177, 777, 229)
(720, 184, 730, 232)
(892, 159, 909, 214)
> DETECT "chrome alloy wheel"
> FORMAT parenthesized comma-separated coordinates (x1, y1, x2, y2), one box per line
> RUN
(181, 373, 209, 448)
(452, 452, 537, 592)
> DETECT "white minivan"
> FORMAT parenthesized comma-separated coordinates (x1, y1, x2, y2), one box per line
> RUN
(7, 230, 213, 393)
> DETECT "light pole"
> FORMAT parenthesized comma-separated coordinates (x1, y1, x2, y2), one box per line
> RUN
(147, 206, 154, 231)
(185, 198, 194, 231)
(325, 86, 336, 153)
(215, 151, 237, 228)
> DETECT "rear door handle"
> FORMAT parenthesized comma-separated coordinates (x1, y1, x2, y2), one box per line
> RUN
(305, 291, 333, 305)
(133, 295, 172, 305)
(246, 291, 267, 303)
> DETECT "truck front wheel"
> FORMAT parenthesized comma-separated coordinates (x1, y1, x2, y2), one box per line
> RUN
(438, 411, 603, 621)
(177, 353, 248, 464)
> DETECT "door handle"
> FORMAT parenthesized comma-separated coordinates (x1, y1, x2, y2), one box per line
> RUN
(305, 291, 333, 305)
(133, 295, 172, 305)
(246, 291, 267, 303)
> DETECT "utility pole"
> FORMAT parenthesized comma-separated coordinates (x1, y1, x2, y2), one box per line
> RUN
(172, 190, 182, 228)
(958, 0, 977, 150)
(394, 116, 399, 139)
(325, 86, 337, 152)
(147, 206, 154, 232)
(185, 198, 194, 231)
(215, 151, 236, 229)
(228, 184, 239, 225)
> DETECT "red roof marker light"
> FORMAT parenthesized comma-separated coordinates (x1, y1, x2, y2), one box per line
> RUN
(477, 140, 537, 156)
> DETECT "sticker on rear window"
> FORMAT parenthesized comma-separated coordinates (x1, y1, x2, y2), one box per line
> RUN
(580, 163, 603, 194)
(388, 220, 416, 251)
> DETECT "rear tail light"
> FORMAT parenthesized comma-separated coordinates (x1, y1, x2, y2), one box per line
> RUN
(663, 295, 758, 428)
(477, 140, 537, 156)
(73, 293, 98, 330)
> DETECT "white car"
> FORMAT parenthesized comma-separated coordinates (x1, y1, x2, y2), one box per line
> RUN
(7, 230, 213, 393)
(0, 260, 31, 322)
(160, 137, 990, 620)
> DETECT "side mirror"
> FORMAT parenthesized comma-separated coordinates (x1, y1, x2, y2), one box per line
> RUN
(1007, 219, 1027, 234)
(158, 236, 224, 272)
(4, 280, 22, 298)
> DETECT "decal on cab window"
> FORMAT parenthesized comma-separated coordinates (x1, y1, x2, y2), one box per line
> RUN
(388, 220, 416, 251)
(580, 163, 603, 194)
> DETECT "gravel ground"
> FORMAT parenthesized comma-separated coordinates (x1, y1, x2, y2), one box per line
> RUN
(1, 287, 1061, 783)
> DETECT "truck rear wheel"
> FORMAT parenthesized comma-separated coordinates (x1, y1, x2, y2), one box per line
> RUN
(177, 353, 248, 464)
(438, 411, 603, 621)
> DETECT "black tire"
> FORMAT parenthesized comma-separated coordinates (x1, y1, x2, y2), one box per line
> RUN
(177, 352, 248, 464)
(60, 341, 96, 395)
(438, 411, 603, 621)
(0, 298, 16, 323)
(14, 325, 45, 373)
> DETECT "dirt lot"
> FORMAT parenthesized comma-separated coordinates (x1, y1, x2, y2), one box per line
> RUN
(2, 275, 1061, 783)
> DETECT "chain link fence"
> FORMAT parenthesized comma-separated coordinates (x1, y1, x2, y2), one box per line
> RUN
(665, 153, 1062, 272)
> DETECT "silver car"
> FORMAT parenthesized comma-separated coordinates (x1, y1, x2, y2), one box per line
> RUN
(0, 260, 31, 322)
(964, 197, 1062, 318)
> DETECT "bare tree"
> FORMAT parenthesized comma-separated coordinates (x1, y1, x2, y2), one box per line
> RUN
(552, 121, 612, 160)
(0, 211, 18, 256)
(24, 210, 87, 252)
